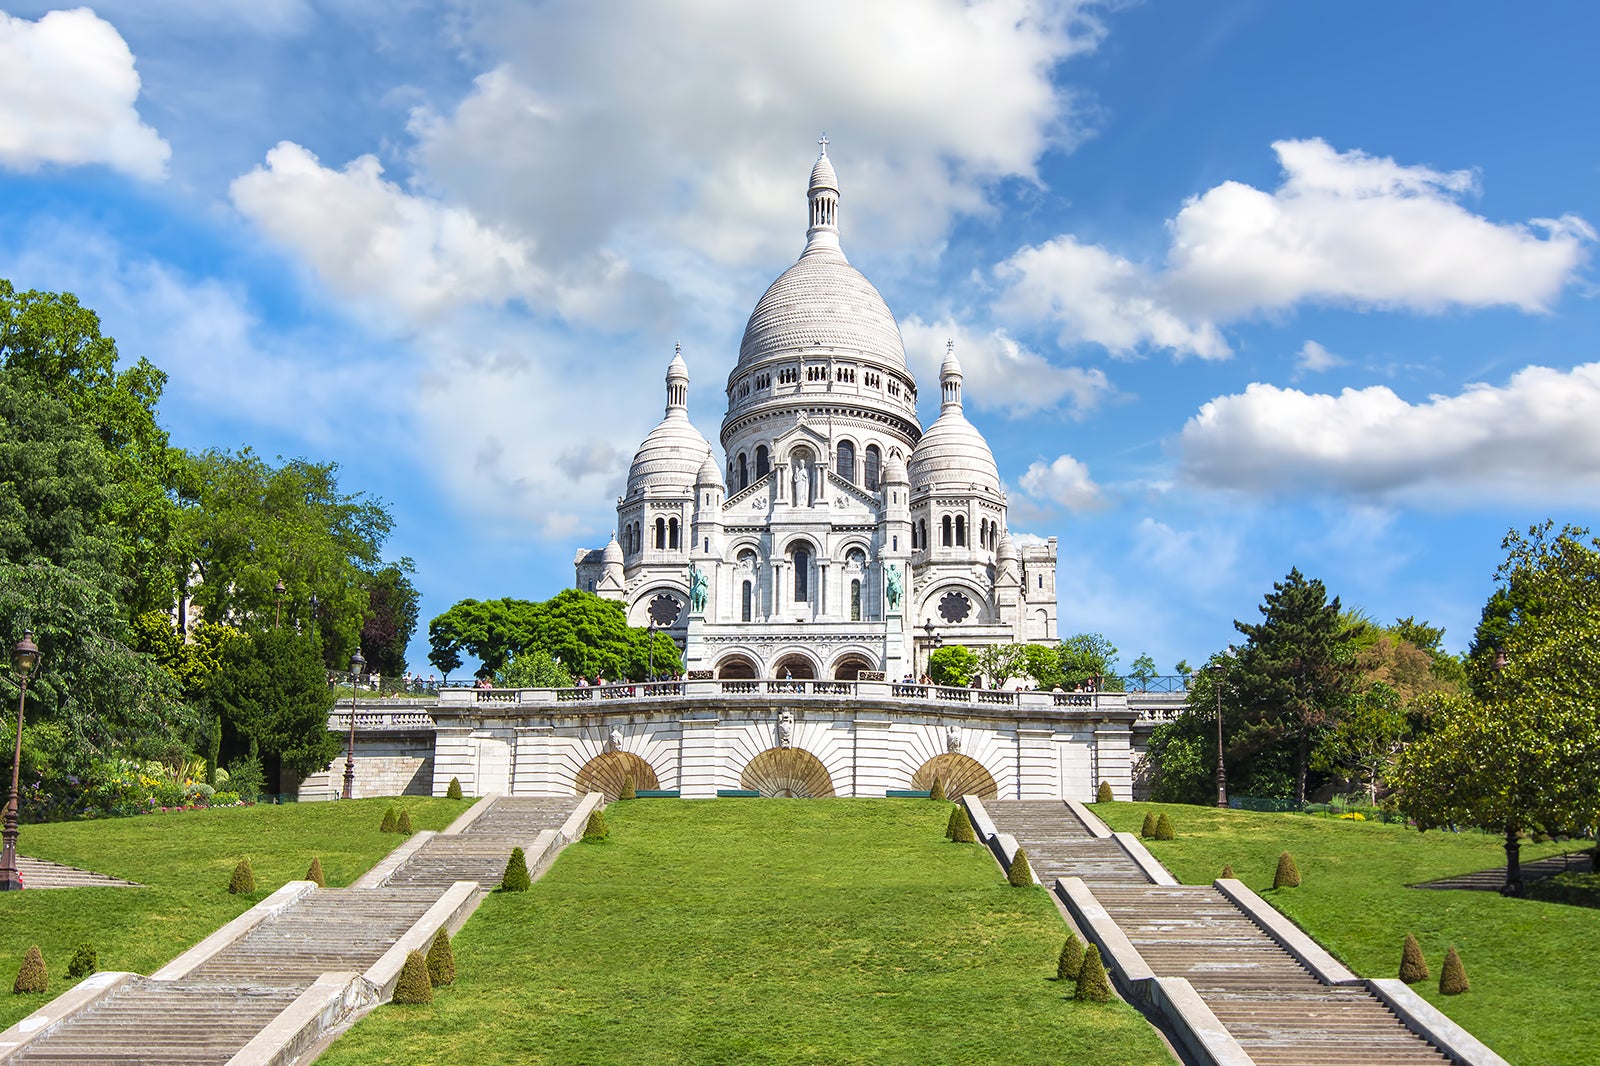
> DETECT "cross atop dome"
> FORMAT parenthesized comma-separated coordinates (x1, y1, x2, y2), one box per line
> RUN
(818, 132, 829, 155)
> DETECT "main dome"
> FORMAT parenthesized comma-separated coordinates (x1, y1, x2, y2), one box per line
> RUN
(736, 252, 907, 371)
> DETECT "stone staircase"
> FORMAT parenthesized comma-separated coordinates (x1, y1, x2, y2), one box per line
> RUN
(384, 797, 577, 890)
(987, 801, 1453, 1065)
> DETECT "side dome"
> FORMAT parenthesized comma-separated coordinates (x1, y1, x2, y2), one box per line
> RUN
(601, 533, 624, 566)
(696, 451, 723, 488)
(626, 349, 713, 499)
(908, 414, 1001, 497)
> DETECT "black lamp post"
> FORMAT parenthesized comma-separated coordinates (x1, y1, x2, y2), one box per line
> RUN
(273, 579, 286, 629)
(342, 648, 365, 800)
(647, 620, 658, 681)
(919, 620, 942, 683)
(1206, 655, 1231, 809)
(1, 631, 41, 891)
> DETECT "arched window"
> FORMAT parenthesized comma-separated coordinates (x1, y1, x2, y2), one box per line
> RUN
(850, 579, 862, 621)
(911, 522, 919, 550)
(792, 545, 811, 602)
(864, 445, 881, 490)
(738, 453, 749, 491)
(941, 515, 952, 547)
(755, 445, 770, 479)
(919, 519, 928, 551)
(836, 440, 856, 484)
(741, 581, 753, 622)
(668, 517, 680, 550)
(980, 518, 988, 547)
(955, 515, 966, 547)
(655, 517, 666, 549)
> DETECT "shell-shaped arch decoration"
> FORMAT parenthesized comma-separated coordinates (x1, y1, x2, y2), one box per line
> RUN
(740, 748, 835, 798)
(575, 751, 661, 800)
(911, 753, 997, 800)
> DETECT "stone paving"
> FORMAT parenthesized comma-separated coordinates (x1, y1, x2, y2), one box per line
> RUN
(988, 801, 1454, 1065)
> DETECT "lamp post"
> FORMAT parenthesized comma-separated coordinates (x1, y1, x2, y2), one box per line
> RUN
(341, 648, 365, 800)
(1, 631, 41, 891)
(273, 579, 286, 629)
(647, 620, 658, 681)
(1206, 654, 1231, 809)
(918, 620, 942, 683)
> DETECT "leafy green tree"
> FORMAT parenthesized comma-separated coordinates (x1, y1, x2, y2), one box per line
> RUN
(132, 612, 248, 701)
(1058, 633, 1122, 691)
(1020, 643, 1064, 690)
(975, 643, 1027, 686)
(430, 590, 681, 681)
(928, 645, 977, 687)
(361, 559, 420, 678)
(495, 647, 573, 688)
(1312, 681, 1407, 804)
(206, 627, 339, 787)
(1127, 653, 1159, 691)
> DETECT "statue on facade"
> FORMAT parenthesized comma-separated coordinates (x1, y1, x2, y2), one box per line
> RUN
(607, 726, 624, 752)
(778, 711, 794, 748)
(792, 460, 807, 505)
(688, 563, 708, 613)
(885, 564, 902, 612)
(946, 725, 961, 754)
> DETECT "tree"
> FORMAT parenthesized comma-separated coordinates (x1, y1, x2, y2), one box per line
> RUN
(361, 559, 420, 678)
(429, 590, 681, 681)
(495, 648, 573, 689)
(1127, 653, 1159, 691)
(975, 643, 1027, 686)
(206, 626, 340, 787)
(1058, 633, 1122, 691)
(928, 645, 977, 687)
(1020, 643, 1064, 690)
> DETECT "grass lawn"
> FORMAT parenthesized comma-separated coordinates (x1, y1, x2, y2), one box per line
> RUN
(0, 796, 470, 1029)
(318, 799, 1174, 1066)
(1094, 800, 1598, 1065)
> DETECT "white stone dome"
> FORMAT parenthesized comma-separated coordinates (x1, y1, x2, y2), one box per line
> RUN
(882, 452, 908, 484)
(736, 251, 907, 372)
(602, 533, 624, 565)
(696, 451, 723, 487)
(626, 351, 713, 498)
(908, 412, 1000, 497)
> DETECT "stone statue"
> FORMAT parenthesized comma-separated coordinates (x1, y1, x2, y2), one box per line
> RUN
(946, 725, 961, 754)
(885, 564, 902, 612)
(689, 563, 708, 613)
(607, 726, 623, 752)
(792, 461, 806, 504)
(778, 711, 794, 748)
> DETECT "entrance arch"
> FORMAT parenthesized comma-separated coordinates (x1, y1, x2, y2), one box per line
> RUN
(832, 654, 875, 680)
(715, 654, 760, 680)
(740, 748, 835, 797)
(575, 751, 660, 800)
(911, 753, 997, 800)
(771, 654, 817, 680)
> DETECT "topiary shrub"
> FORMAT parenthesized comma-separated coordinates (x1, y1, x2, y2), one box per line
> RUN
(1399, 934, 1428, 983)
(1154, 812, 1175, 840)
(446, 777, 463, 800)
(1056, 934, 1084, 981)
(1273, 851, 1301, 889)
(397, 808, 415, 835)
(619, 774, 637, 800)
(1140, 811, 1158, 838)
(380, 807, 398, 833)
(426, 927, 456, 987)
(1075, 944, 1112, 1002)
(950, 805, 977, 843)
(583, 808, 609, 842)
(500, 847, 531, 892)
(393, 949, 433, 1004)
(1439, 946, 1469, 994)
(306, 857, 325, 886)
(1007, 847, 1035, 887)
(929, 778, 947, 802)
(945, 806, 961, 840)
(228, 856, 256, 895)
(13, 946, 47, 994)
(66, 943, 97, 980)
(1096, 780, 1113, 803)
(1221, 864, 1235, 880)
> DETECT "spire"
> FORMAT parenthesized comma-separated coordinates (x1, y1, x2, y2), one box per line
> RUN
(804, 135, 842, 257)
(940, 339, 963, 413)
(666, 343, 689, 414)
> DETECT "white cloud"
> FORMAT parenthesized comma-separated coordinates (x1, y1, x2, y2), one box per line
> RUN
(1176, 362, 1600, 504)
(1131, 517, 1238, 594)
(902, 315, 1113, 417)
(994, 139, 1592, 360)
(1295, 340, 1344, 375)
(0, 8, 170, 179)
(1020, 454, 1105, 510)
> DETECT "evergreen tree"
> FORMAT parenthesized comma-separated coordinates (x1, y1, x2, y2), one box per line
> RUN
(1439, 946, 1469, 994)
(393, 950, 433, 1004)
(305, 857, 325, 886)
(397, 808, 414, 835)
(619, 774, 637, 800)
(1007, 847, 1034, 886)
(426, 928, 456, 987)
(583, 808, 609, 841)
(1096, 780, 1113, 803)
(1074, 944, 1112, 1002)
(949, 806, 977, 843)
(929, 778, 946, 802)
(66, 943, 97, 980)
(446, 776, 464, 800)
(1056, 934, 1084, 981)
(1399, 934, 1428, 983)
(228, 857, 256, 894)
(380, 807, 398, 833)
(1273, 851, 1301, 889)
(1154, 812, 1175, 840)
(1140, 811, 1158, 838)
(12, 945, 47, 994)
(500, 847, 531, 891)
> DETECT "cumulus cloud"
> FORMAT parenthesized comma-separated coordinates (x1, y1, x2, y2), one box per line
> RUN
(902, 315, 1113, 417)
(994, 139, 1592, 360)
(1295, 340, 1344, 375)
(0, 8, 170, 179)
(1176, 362, 1600, 504)
(1020, 454, 1105, 510)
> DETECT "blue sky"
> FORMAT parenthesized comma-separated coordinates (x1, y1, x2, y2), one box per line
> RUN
(3, 1, 1597, 676)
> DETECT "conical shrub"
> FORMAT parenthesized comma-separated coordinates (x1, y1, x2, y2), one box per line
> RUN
(1439, 946, 1469, 995)
(393, 950, 433, 1004)
(1273, 851, 1301, 889)
(13, 946, 46, 994)
(1154, 812, 1175, 840)
(1007, 847, 1035, 887)
(583, 808, 609, 842)
(446, 777, 463, 800)
(1399, 934, 1428, 983)
(306, 857, 325, 886)
(380, 807, 398, 833)
(1140, 811, 1158, 838)
(950, 805, 977, 843)
(1056, 934, 1085, 981)
(1221, 864, 1235, 880)
(945, 806, 961, 841)
(1074, 944, 1112, 1002)
(500, 847, 531, 892)
(426, 927, 456, 987)
(1096, 780, 1114, 803)
(397, 808, 415, 835)
(228, 856, 255, 895)
(929, 778, 947, 802)
(66, 943, 97, 980)
(619, 774, 637, 800)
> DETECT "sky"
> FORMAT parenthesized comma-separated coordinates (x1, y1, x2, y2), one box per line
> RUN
(2, 1, 1597, 677)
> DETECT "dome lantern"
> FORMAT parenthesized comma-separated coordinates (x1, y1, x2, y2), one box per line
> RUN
(940, 339, 963, 413)
(805, 133, 841, 256)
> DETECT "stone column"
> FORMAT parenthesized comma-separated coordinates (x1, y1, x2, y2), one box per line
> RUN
(818, 560, 830, 619)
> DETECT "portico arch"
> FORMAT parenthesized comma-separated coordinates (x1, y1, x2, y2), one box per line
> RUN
(831, 653, 875, 680)
(911, 753, 998, 800)
(771, 653, 818, 680)
(715, 653, 760, 680)
(740, 748, 835, 798)
(575, 751, 661, 801)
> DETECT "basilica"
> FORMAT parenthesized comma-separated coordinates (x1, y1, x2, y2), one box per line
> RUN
(576, 146, 1059, 680)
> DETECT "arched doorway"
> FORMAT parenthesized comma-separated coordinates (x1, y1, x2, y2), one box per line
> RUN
(740, 748, 835, 798)
(716, 654, 759, 680)
(771, 654, 817, 680)
(911, 753, 998, 800)
(575, 751, 661, 800)
(832, 654, 875, 680)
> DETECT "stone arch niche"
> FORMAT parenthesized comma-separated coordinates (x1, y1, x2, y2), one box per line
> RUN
(771, 653, 817, 680)
(832, 654, 875, 680)
(740, 748, 835, 798)
(716, 653, 760, 680)
(575, 750, 661, 800)
(911, 753, 997, 800)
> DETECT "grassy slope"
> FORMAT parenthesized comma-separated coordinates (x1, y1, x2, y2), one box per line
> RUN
(318, 800, 1174, 1066)
(1094, 801, 1597, 1065)
(0, 797, 469, 1029)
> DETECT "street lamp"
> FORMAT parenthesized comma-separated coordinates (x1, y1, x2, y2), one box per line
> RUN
(919, 621, 942, 683)
(1, 631, 41, 891)
(342, 648, 365, 800)
(273, 579, 286, 629)
(647, 620, 658, 681)
(1205, 651, 1233, 809)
